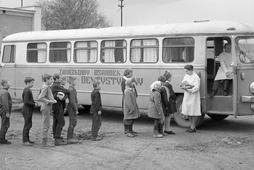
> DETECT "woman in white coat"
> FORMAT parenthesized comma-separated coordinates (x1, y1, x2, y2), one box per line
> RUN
(180, 65, 201, 133)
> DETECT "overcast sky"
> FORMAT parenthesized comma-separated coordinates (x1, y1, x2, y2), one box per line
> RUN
(1, 0, 254, 27)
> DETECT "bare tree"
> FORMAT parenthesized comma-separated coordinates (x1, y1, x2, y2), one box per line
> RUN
(38, 0, 110, 30)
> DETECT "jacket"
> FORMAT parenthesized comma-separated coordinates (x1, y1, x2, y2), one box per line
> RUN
(90, 89, 102, 114)
(147, 90, 163, 119)
(123, 87, 139, 120)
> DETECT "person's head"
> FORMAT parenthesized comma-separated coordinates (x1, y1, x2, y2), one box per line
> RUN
(53, 73, 62, 82)
(123, 69, 133, 78)
(24, 77, 35, 88)
(1, 80, 10, 89)
(157, 76, 166, 85)
(184, 65, 194, 75)
(93, 81, 101, 90)
(150, 81, 162, 92)
(42, 74, 53, 85)
(163, 71, 172, 82)
(68, 76, 76, 86)
(224, 43, 231, 53)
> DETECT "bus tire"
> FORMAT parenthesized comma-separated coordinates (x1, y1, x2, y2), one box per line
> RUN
(173, 95, 205, 128)
(207, 114, 228, 121)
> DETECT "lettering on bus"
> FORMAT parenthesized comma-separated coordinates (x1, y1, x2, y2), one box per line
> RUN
(59, 69, 144, 86)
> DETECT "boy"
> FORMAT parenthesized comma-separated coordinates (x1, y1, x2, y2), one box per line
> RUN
(67, 76, 79, 144)
(0, 80, 12, 144)
(22, 77, 35, 146)
(38, 74, 56, 147)
(51, 73, 69, 146)
(90, 81, 103, 141)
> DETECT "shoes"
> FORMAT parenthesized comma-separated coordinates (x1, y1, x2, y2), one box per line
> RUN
(67, 138, 79, 144)
(132, 131, 138, 136)
(164, 130, 175, 135)
(126, 132, 135, 138)
(28, 140, 35, 144)
(23, 141, 33, 146)
(0, 139, 11, 144)
(185, 128, 196, 133)
(55, 138, 67, 146)
(92, 136, 103, 141)
(153, 134, 163, 138)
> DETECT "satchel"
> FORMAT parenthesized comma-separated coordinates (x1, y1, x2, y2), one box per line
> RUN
(0, 104, 6, 117)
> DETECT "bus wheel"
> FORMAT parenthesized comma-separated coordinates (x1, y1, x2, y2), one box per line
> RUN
(207, 114, 228, 121)
(173, 95, 205, 128)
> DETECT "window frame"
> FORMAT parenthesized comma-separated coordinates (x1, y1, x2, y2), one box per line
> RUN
(130, 38, 159, 64)
(100, 39, 127, 64)
(26, 42, 47, 63)
(2, 45, 16, 63)
(49, 41, 71, 63)
(162, 37, 195, 63)
(74, 40, 98, 63)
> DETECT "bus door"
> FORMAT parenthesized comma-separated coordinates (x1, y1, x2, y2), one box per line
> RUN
(205, 37, 234, 118)
(0, 44, 17, 97)
(235, 36, 254, 116)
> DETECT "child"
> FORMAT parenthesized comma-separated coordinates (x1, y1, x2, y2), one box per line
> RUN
(147, 81, 165, 138)
(22, 77, 35, 146)
(0, 80, 12, 144)
(163, 71, 177, 134)
(67, 76, 79, 144)
(90, 81, 103, 141)
(51, 73, 69, 146)
(123, 78, 139, 137)
(38, 74, 56, 147)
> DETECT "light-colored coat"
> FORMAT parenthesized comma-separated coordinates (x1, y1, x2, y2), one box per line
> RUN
(147, 90, 164, 119)
(181, 73, 201, 116)
(123, 88, 139, 120)
(215, 52, 233, 80)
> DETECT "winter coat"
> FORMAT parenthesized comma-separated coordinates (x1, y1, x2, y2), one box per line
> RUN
(123, 87, 139, 120)
(147, 90, 164, 119)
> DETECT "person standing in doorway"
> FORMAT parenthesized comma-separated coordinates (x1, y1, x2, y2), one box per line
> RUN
(180, 65, 201, 133)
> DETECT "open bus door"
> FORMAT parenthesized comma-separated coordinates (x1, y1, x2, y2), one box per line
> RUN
(205, 37, 234, 120)
(235, 36, 254, 116)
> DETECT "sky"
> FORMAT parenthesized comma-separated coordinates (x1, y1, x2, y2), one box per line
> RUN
(0, 0, 254, 27)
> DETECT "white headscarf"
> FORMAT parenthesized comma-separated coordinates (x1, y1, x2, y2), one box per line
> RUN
(150, 81, 161, 91)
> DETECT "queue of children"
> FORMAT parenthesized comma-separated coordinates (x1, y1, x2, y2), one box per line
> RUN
(0, 64, 201, 145)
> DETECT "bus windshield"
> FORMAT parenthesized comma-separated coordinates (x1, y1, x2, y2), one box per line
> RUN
(237, 36, 254, 64)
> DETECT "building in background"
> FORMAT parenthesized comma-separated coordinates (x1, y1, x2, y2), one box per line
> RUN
(0, 6, 41, 48)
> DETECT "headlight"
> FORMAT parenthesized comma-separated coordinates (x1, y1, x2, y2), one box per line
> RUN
(250, 82, 254, 94)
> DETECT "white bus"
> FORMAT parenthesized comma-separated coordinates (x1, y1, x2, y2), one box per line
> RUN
(1, 20, 254, 127)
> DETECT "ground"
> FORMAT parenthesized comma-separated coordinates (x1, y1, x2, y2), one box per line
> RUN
(0, 109, 254, 170)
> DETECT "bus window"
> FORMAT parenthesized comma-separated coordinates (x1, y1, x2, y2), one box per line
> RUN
(100, 40, 126, 63)
(236, 37, 254, 64)
(162, 37, 194, 63)
(49, 42, 71, 63)
(2, 45, 15, 63)
(74, 41, 97, 63)
(27, 43, 47, 63)
(130, 39, 158, 63)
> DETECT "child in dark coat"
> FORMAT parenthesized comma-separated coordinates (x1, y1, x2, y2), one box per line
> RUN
(0, 80, 12, 144)
(22, 77, 35, 146)
(90, 81, 103, 141)
(163, 71, 177, 134)
(67, 77, 79, 144)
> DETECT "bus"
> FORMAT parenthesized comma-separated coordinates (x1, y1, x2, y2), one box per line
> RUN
(1, 20, 254, 127)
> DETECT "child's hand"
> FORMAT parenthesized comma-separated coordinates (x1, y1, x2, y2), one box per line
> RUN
(98, 110, 102, 115)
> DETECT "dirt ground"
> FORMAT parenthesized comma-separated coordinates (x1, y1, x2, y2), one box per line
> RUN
(0, 109, 254, 170)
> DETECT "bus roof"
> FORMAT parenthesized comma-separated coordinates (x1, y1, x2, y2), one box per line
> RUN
(3, 20, 254, 42)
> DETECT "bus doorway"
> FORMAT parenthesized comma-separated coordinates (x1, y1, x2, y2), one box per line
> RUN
(206, 37, 233, 120)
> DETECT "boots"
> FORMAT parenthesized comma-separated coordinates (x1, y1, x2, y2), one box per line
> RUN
(42, 138, 47, 147)
(126, 125, 135, 137)
(55, 138, 67, 146)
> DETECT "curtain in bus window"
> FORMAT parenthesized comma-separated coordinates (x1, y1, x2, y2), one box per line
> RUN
(103, 41, 115, 63)
(143, 39, 157, 62)
(37, 43, 46, 63)
(131, 40, 141, 62)
(76, 42, 89, 62)
(2, 45, 15, 63)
